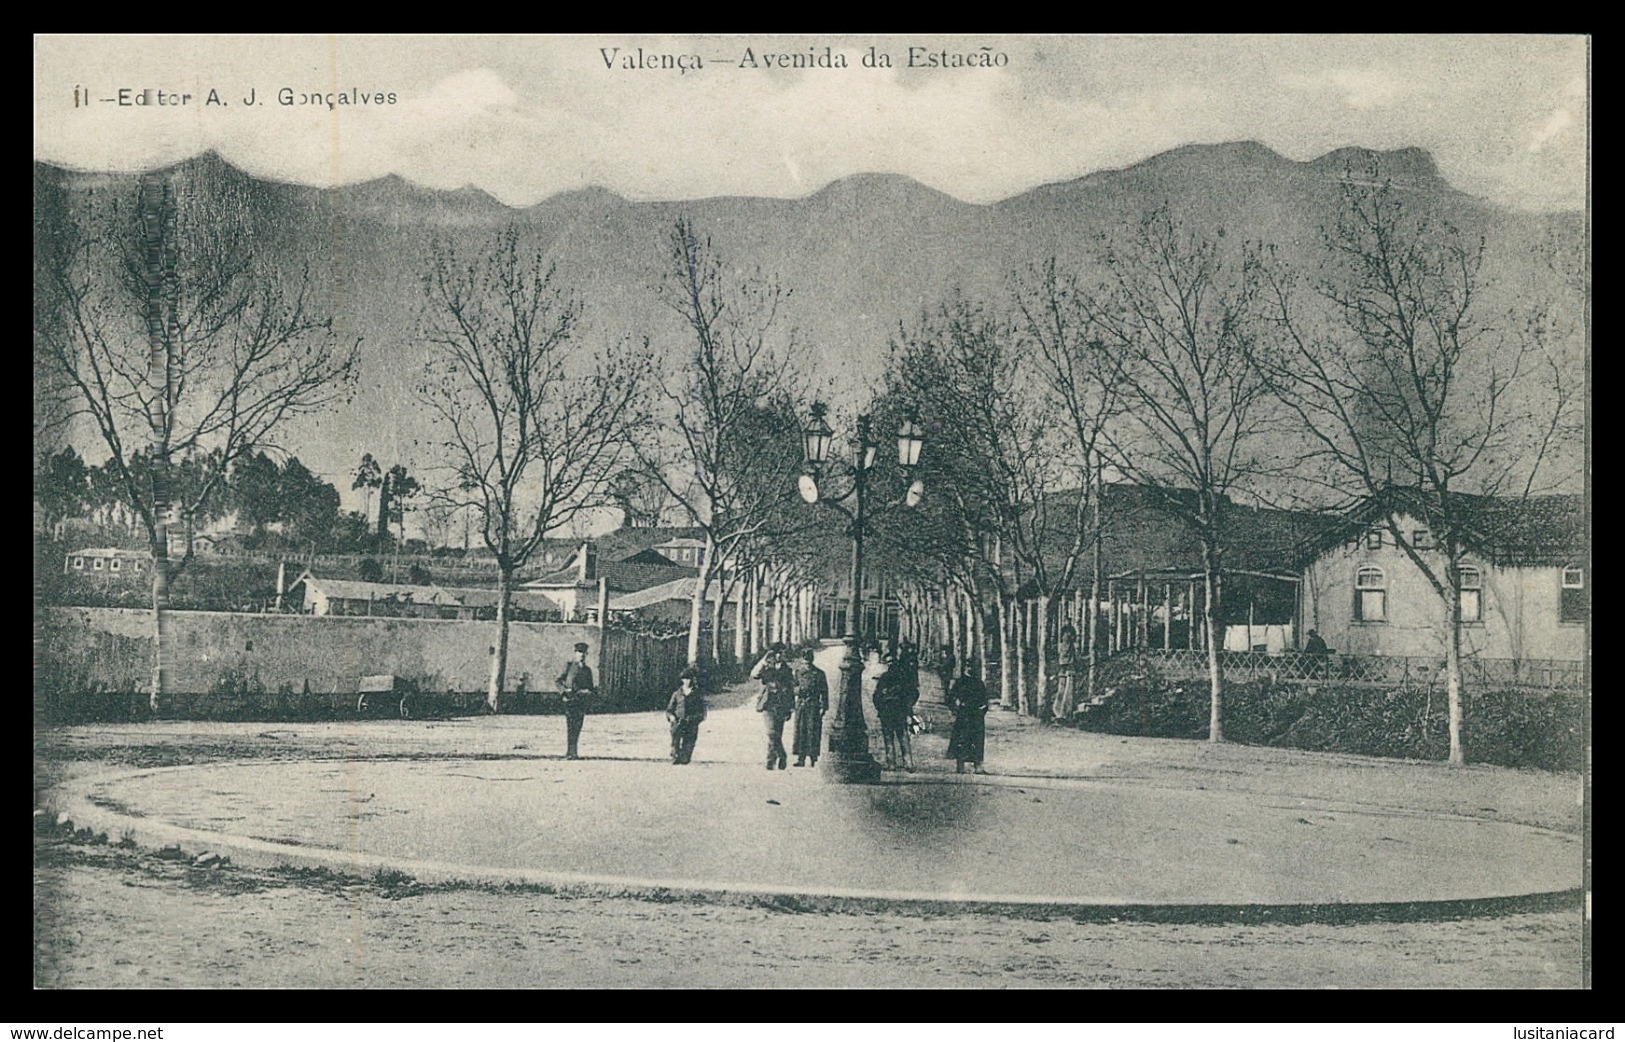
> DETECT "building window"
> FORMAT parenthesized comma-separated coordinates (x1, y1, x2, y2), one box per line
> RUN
(92, 558, 103, 570)
(1366, 529, 1384, 550)
(1412, 530, 1432, 549)
(72, 557, 84, 570)
(133, 561, 143, 572)
(1458, 566, 1482, 623)
(109, 558, 121, 571)
(1561, 566, 1587, 624)
(1354, 567, 1386, 622)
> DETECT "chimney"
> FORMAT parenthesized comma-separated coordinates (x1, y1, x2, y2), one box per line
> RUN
(576, 541, 597, 584)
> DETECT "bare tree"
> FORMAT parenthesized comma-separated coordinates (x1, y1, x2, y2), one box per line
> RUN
(1087, 207, 1282, 743)
(1015, 258, 1131, 718)
(418, 227, 647, 711)
(892, 296, 1063, 714)
(37, 173, 357, 707)
(608, 468, 674, 528)
(640, 218, 805, 668)
(421, 499, 458, 549)
(1255, 167, 1583, 765)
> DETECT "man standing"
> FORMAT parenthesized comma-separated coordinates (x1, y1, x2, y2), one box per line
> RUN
(751, 643, 796, 770)
(790, 648, 830, 768)
(665, 666, 706, 765)
(872, 648, 916, 771)
(556, 641, 596, 760)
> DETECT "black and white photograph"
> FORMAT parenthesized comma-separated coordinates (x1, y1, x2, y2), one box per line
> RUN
(33, 34, 1589, 991)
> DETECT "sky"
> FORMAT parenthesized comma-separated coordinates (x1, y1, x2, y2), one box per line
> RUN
(34, 35, 1589, 531)
(35, 34, 1588, 212)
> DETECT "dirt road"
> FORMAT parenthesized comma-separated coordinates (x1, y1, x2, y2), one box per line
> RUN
(33, 693, 1588, 989)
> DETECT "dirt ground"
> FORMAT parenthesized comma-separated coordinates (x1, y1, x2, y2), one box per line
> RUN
(32, 837, 1585, 990)
(33, 714, 1589, 990)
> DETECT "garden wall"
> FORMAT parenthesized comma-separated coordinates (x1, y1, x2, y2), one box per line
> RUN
(36, 607, 605, 697)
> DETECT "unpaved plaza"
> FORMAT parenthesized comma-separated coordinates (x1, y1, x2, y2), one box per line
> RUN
(33, 680, 1589, 989)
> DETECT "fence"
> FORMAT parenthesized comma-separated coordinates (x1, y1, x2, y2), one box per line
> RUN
(1117, 648, 1585, 693)
(600, 628, 688, 710)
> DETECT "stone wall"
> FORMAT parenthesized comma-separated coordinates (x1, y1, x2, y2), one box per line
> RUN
(36, 607, 606, 696)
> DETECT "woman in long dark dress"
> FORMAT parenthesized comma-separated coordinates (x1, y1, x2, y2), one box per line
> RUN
(946, 660, 990, 774)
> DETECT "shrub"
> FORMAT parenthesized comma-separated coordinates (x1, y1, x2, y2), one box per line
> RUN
(1075, 672, 1582, 772)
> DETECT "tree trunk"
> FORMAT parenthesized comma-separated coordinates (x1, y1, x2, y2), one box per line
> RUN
(972, 582, 989, 686)
(140, 176, 176, 714)
(486, 566, 511, 713)
(1203, 557, 1224, 743)
(997, 593, 1016, 709)
(749, 566, 763, 658)
(733, 570, 747, 662)
(1444, 558, 1466, 766)
(1036, 592, 1051, 719)
(376, 477, 392, 542)
(682, 533, 715, 663)
(1014, 596, 1030, 715)
(710, 579, 728, 665)
(149, 550, 170, 711)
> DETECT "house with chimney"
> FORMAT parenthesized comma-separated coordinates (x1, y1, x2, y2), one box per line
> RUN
(521, 527, 708, 622)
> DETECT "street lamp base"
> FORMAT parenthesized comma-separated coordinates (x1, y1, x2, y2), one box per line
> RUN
(819, 748, 882, 784)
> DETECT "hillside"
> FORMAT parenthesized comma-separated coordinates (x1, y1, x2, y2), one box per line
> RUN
(33, 143, 1583, 490)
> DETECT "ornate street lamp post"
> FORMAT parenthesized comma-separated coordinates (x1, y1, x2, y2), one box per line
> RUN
(799, 402, 926, 784)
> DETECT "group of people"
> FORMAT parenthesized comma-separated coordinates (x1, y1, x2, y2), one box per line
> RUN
(552, 637, 991, 775)
(749, 643, 829, 769)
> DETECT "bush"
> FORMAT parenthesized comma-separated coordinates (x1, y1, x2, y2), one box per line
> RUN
(1074, 672, 1583, 772)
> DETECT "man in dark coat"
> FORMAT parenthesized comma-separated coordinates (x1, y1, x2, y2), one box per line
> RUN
(751, 643, 796, 770)
(556, 642, 596, 760)
(947, 659, 990, 774)
(872, 649, 917, 771)
(665, 666, 707, 765)
(790, 648, 830, 767)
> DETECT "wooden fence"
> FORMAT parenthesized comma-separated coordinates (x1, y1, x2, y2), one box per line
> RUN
(600, 628, 688, 710)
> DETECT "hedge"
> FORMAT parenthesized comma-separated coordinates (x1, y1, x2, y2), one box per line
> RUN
(1073, 666, 1584, 772)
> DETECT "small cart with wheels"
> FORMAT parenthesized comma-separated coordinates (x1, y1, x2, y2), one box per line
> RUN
(356, 674, 420, 719)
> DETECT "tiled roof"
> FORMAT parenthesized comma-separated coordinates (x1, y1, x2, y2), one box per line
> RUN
(1018, 484, 1337, 592)
(608, 576, 737, 612)
(592, 526, 706, 563)
(523, 559, 699, 594)
(438, 586, 562, 614)
(1310, 488, 1586, 568)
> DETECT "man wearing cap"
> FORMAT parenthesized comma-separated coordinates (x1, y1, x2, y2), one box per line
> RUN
(556, 642, 596, 760)
(872, 646, 916, 771)
(665, 666, 707, 765)
(751, 643, 796, 770)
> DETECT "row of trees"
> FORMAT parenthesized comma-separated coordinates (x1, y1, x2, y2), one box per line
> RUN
(37, 161, 1582, 764)
(874, 173, 1581, 765)
(36, 443, 426, 557)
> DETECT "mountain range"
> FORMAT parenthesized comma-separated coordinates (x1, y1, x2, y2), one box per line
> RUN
(33, 141, 1583, 494)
